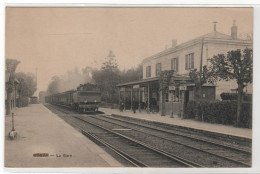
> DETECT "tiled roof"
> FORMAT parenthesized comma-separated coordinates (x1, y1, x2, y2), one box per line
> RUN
(200, 31, 233, 40)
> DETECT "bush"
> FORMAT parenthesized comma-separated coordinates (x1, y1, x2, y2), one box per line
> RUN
(220, 93, 238, 100)
(240, 103, 252, 128)
(184, 101, 197, 119)
(17, 96, 29, 107)
(201, 101, 237, 125)
(185, 100, 252, 128)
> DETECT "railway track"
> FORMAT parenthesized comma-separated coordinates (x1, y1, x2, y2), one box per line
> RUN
(45, 104, 252, 167)
(91, 115, 251, 164)
(45, 104, 202, 167)
(76, 115, 251, 167)
(109, 114, 252, 149)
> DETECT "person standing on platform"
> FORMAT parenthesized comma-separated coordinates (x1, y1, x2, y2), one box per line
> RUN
(151, 98, 157, 113)
(132, 98, 137, 114)
(119, 100, 124, 112)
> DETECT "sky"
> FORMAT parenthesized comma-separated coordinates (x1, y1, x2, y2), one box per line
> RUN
(5, 7, 253, 94)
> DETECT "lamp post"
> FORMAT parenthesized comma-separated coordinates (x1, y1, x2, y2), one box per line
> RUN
(170, 91, 174, 118)
(169, 85, 175, 118)
(12, 112, 15, 131)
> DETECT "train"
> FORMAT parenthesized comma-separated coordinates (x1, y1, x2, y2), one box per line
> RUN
(45, 83, 101, 113)
(29, 96, 39, 104)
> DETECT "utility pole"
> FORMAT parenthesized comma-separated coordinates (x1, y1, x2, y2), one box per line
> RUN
(35, 68, 38, 97)
(199, 38, 204, 103)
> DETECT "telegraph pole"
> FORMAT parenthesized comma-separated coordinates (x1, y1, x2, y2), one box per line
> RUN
(35, 68, 38, 97)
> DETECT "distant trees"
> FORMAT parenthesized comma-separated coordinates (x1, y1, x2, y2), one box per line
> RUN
(120, 64, 143, 83)
(6, 59, 39, 109)
(16, 72, 37, 97)
(46, 50, 142, 104)
(15, 72, 37, 107)
(92, 51, 121, 103)
(209, 48, 253, 126)
(92, 51, 142, 104)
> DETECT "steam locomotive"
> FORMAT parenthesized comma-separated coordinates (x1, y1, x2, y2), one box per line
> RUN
(45, 83, 101, 113)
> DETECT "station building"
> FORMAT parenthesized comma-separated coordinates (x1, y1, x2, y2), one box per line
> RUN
(117, 21, 253, 117)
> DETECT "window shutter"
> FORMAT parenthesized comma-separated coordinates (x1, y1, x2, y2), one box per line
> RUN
(155, 64, 158, 76)
(171, 59, 173, 70)
(176, 58, 179, 72)
(185, 55, 188, 70)
(191, 54, 194, 69)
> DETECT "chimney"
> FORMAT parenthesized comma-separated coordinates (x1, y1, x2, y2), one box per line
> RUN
(231, 20, 238, 40)
(172, 40, 177, 47)
(213, 21, 218, 32)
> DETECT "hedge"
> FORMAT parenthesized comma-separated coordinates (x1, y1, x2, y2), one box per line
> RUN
(185, 100, 252, 128)
(17, 96, 29, 107)
(220, 93, 238, 100)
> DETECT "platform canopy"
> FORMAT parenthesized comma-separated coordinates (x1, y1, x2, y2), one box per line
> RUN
(116, 74, 193, 88)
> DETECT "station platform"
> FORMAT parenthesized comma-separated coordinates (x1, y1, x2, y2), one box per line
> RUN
(4, 104, 123, 168)
(99, 107, 252, 139)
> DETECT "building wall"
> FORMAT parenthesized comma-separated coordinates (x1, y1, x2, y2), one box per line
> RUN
(142, 39, 253, 98)
(206, 41, 253, 98)
(143, 42, 202, 78)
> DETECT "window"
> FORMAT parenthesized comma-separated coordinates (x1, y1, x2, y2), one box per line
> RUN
(171, 57, 179, 72)
(155, 63, 161, 76)
(185, 53, 194, 70)
(146, 66, 151, 78)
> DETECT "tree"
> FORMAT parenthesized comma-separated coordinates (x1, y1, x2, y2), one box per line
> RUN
(6, 59, 20, 115)
(92, 50, 121, 103)
(16, 72, 37, 97)
(120, 64, 143, 83)
(209, 48, 253, 126)
(189, 66, 212, 102)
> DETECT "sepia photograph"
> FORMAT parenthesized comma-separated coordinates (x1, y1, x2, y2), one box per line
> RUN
(4, 5, 256, 171)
